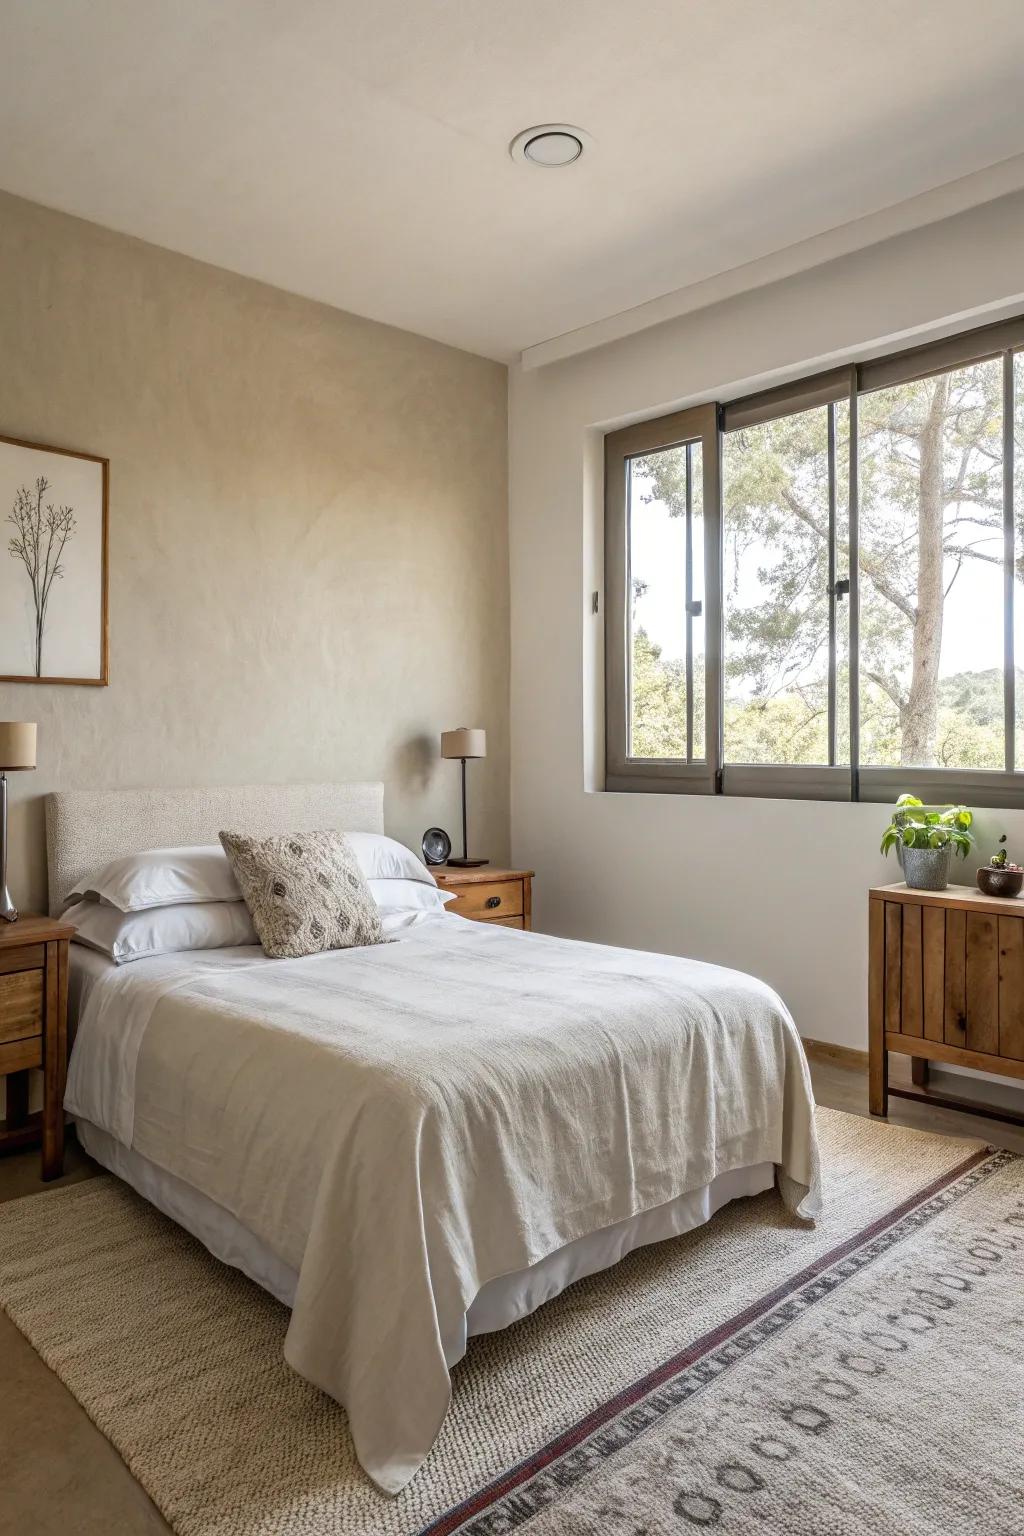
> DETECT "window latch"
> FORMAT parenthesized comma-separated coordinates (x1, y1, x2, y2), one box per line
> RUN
(686, 599, 703, 617)
(831, 578, 850, 601)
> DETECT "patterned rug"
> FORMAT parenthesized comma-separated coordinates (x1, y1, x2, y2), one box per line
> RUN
(1, 1108, 1021, 1535)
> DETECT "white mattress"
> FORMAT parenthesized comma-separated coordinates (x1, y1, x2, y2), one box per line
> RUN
(68, 940, 775, 1361)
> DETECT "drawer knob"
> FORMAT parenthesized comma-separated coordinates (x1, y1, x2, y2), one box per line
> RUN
(486, 896, 501, 909)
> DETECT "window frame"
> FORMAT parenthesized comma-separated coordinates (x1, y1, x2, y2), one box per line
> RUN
(604, 313, 1024, 806)
(720, 368, 853, 802)
(604, 402, 721, 793)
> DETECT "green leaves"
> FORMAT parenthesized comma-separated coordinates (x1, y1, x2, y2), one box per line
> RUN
(881, 797, 975, 860)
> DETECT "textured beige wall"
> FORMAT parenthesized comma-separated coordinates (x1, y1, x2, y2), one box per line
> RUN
(0, 191, 509, 916)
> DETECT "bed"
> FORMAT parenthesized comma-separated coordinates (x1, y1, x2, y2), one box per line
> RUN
(51, 782, 822, 1494)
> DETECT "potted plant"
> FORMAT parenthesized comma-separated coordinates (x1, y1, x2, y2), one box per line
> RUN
(880, 795, 974, 891)
(977, 834, 1024, 898)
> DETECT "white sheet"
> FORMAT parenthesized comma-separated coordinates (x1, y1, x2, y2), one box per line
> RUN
(66, 914, 820, 1493)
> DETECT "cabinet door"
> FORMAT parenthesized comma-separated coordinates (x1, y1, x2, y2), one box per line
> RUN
(921, 906, 945, 1042)
(899, 903, 923, 1038)
(965, 913, 999, 1056)
(943, 909, 967, 1046)
(998, 916, 1024, 1060)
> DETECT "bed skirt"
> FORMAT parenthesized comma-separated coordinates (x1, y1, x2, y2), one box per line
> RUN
(75, 1117, 775, 1367)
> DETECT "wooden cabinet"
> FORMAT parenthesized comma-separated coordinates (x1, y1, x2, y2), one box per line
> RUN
(0, 914, 75, 1179)
(431, 867, 533, 930)
(869, 882, 1024, 1121)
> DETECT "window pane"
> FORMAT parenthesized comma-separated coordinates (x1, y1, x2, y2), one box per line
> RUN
(690, 442, 706, 758)
(1016, 351, 1024, 767)
(858, 360, 1004, 769)
(722, 406, 832, 764)
(627, 444, 703, 760)
(834, 397, 851, 766)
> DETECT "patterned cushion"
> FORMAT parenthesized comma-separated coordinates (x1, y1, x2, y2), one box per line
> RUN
(218, 829, 386, 959)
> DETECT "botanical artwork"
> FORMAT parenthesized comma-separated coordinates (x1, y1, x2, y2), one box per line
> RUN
(0, 435, 107, 683)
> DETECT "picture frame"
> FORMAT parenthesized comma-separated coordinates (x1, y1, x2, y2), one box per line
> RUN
(0, 432, 109, 686)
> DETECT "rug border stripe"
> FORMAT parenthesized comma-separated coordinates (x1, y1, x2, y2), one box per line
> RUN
(422, 1142, 994, 1536)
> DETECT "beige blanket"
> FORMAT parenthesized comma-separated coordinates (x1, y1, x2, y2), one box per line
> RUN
(66, 916, 821, 1491)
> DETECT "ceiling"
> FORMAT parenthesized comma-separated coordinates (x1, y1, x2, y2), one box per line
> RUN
(3, 0, 1024, 361)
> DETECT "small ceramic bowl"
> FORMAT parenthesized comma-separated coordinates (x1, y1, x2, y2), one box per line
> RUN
(977, 865, 1024, 898)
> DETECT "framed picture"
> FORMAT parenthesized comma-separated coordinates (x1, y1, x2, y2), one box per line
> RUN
(0, 433, 108, 685)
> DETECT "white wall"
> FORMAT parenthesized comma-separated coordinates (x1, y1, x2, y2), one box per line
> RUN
(509, 187, 1024, 1078)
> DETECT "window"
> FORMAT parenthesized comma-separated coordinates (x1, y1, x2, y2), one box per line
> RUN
(605, 404, 720, 793)
(722, 401, 851, 773)
(627, 441, 704, 761)
(605, 316, 1024, 805)
(857, 359, 1004, 772)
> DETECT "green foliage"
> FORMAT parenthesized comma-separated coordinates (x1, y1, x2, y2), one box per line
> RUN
(630, 628, 687, 759)
(628, 363, 1019, 771)
(987, 833, 1020, 869)
(880, 795, 974, 860)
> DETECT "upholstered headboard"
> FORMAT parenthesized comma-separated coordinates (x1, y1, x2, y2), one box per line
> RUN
(44, 781, 385, 915)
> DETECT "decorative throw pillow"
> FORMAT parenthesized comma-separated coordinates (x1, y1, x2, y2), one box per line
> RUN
(218, 829, 386, 959)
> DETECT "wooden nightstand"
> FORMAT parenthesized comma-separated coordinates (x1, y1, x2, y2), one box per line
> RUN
(0, 914, 75, 1180)
(432, 867, 533, 930)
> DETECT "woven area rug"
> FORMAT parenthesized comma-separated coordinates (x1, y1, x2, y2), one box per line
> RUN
(1, 1108, 1021, 1535)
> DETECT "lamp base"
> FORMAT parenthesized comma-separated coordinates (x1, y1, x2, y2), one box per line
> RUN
(446, 857, 489, 868)
(0, 886, 18, 923)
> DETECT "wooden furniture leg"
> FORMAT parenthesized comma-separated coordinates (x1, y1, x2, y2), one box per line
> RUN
(868, 896, 888, 1116)
(41, 940, 66, 1181)
(910, 1057, 929, 1087)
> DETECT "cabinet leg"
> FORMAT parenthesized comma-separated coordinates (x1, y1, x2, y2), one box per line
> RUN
(869, 1047, 888, 1117)
(911, 1057, 929, 1088)
(42, 941, 65, 1182)
(868, 896, 887, 1116)
(41, 1105, 64, 1181)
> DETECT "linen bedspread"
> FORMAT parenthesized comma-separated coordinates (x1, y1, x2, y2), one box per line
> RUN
(66, 916, 821, 1492)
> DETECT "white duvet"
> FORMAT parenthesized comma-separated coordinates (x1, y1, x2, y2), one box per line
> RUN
(66, 913, 821, 1493)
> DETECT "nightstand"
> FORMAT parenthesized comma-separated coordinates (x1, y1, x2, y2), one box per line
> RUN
(0, 914, 75, 1180)
(432, 867, 533, 930)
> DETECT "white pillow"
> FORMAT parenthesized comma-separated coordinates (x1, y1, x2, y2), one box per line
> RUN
(64, 831, 433, 917)
(346, 832, 436, 886)
(64, 845, 241, 913)
(367, 878, 454, 913)
(66, 899, 258, 964)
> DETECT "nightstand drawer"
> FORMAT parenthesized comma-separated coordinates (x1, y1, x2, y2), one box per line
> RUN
(0, 1034, 42, 1073)
(0, 944, 44, 976)
(449, 878, 524, 921)
(0, 968, 44, 1043)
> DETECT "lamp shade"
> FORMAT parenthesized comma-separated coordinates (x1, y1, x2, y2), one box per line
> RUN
(441, 727, 486, 760)
(0, 722, 36, 770)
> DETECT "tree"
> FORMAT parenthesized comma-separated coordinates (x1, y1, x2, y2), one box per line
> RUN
(631, 360, 1006, 769)
(7, 477, 77, 677)
(630, 626, 687, 758)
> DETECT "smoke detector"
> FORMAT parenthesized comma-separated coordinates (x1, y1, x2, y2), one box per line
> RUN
(510, 125, 589, 168)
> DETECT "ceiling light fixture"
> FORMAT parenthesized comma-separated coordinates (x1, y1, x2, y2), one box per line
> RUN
(510, 124, 589, 168)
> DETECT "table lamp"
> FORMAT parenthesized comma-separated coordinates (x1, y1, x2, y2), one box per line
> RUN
(0, 722, 36, 922)
(441, 727, 488, 867)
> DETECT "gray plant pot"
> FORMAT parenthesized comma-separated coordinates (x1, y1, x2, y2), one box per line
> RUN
(901, 845, 952, 891)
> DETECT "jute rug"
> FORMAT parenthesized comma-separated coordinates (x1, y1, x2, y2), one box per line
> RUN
(1, 1108, 1021, 1535)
